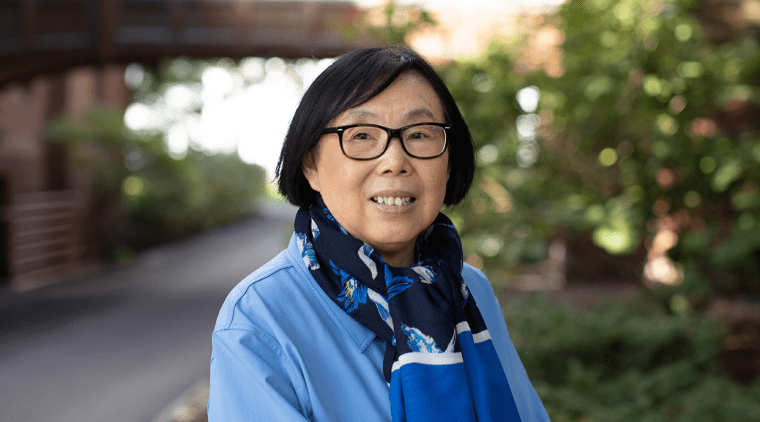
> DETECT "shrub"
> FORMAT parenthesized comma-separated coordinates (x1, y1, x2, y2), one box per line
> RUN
(504, 294, 760, 421)
(45, 107, 267, 258)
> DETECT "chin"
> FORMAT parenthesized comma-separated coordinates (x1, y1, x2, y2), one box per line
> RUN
(366, 232, 417, 253)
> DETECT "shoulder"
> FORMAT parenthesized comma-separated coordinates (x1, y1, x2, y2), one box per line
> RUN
(208, 244, 318, 420)
(462, 262, 488, 285)
(213, 242, 306, 333)
(212, 234, 363, 348)
(461, 263, 501, 312)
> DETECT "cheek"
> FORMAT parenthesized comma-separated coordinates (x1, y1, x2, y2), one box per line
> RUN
(435, 174, 449, 203)
(430, 160, 450, 201)
(318, 162, 367, 203)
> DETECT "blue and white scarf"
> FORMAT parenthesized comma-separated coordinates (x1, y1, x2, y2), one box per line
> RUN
(295, 197, 523, 421)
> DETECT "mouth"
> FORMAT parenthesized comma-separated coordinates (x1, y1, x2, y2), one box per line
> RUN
(371, 196, 416, 206)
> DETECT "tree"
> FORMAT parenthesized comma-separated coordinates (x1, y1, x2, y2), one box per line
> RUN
(440, 0, 760, 296)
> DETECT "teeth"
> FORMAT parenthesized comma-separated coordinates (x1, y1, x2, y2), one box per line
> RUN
(373, 196, 413, 206)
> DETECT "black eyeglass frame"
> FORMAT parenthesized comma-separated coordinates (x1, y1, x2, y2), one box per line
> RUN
(321, 122, 451, 160)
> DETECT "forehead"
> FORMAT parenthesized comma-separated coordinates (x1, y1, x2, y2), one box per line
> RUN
(333, 72, 445, 125)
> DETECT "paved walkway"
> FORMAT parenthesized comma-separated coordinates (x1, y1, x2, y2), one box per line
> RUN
(0, 199, 297, 422)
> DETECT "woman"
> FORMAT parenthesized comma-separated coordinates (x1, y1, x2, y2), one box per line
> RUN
(208, 47, 550, 422)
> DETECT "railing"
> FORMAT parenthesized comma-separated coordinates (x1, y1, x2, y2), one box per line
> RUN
(4, 190, 90, 290)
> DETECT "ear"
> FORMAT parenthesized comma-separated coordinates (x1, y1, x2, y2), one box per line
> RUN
(302, 150, 321, 192)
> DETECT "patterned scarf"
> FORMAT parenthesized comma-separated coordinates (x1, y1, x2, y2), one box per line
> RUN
(295, 197, 523, 421)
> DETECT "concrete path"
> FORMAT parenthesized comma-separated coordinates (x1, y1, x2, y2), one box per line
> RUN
(0, 200, 297, 422)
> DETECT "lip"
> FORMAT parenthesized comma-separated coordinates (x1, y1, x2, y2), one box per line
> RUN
(369, 190, 417, 211)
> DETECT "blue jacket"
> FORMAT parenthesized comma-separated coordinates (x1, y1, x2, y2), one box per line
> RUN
(209, 233, 550, 421)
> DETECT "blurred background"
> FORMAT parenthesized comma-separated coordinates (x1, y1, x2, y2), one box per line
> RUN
(1, 0, 759, 421)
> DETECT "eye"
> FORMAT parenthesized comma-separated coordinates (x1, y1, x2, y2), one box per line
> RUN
(406, 130, 431, 140)
(405, 126, 440, 142)
(344, 126, 382, 142)
(351, 131, 375, 141)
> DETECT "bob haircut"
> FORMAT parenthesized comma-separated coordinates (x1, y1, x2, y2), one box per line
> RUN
(276, 46, 475, 209)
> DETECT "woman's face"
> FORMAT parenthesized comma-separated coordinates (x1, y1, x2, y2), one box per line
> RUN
(303, 71, 450, 267)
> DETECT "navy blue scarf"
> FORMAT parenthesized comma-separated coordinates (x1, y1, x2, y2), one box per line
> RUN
(295, 198, 523, 421)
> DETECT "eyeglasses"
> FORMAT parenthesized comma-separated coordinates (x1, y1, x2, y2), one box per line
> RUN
(321, 122, 450, 160)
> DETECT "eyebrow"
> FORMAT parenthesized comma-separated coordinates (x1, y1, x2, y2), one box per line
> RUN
(404, 108, 438, 121)
(342, 107, 439, 123)
(343, 109, 378, 121)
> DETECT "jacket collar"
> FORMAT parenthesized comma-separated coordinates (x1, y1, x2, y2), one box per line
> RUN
(285, 233, 377, 353)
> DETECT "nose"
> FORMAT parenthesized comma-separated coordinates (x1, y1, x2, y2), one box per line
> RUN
(378, 136, 411, 174)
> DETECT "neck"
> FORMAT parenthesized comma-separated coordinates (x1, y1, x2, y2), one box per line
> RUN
(378, 244, 416, 268)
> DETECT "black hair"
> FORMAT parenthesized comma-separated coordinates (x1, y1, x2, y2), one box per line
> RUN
(275, 46, 474, 209)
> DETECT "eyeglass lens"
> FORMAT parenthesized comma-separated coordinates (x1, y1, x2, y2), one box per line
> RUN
(341, 124, 446, 159)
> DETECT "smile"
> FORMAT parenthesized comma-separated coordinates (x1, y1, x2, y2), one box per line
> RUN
(371, 196, 415, 206)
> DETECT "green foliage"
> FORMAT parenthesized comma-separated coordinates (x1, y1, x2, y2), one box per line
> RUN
(45, 107, 266, 256)
(440, 0, 760, 294)
(123, 148, 266, 247)
(505, 295, 760, 421)
(45, 106, 131, 194)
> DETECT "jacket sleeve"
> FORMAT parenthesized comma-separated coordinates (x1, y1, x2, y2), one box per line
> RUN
(208, 326, 312, 422)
